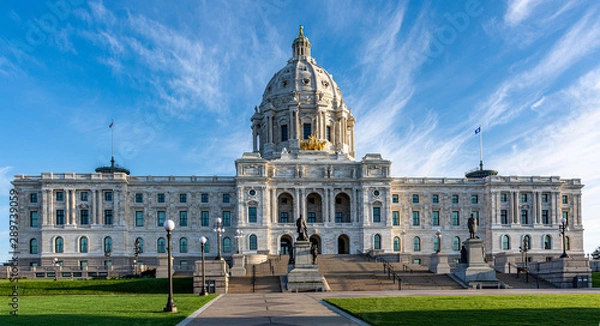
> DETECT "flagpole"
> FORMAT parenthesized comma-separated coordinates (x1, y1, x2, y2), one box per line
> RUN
(478, 124, 483, 171)
(111, 119, 115, 168)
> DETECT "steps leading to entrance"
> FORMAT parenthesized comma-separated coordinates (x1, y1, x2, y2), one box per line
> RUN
(495, 271, 556, 289)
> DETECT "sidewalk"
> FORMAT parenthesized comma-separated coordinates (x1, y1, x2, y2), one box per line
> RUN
(179, 288, 600, 326)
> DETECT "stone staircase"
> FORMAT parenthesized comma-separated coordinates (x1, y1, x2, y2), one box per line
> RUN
(494, 271, 556, 289)
(227, 256, 288, 293)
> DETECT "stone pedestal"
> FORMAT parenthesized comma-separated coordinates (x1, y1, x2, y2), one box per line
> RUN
(230, 254, 247, 277)
(429, 252, 451, 274)
(193, 260, 229, 294)
(454, 239, 498, 286)
(287, 241, 329, 292)
(155, 254, 171, 278)
(533, 257, 592, 288)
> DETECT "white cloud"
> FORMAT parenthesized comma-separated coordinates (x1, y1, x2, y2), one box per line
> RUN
(504, 0, 543, 27)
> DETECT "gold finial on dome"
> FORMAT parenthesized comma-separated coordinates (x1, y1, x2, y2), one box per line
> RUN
(299, 25, 304, 37)
(292, 25, 311, 58)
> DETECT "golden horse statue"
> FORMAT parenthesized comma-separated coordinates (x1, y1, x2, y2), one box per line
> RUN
(300, 134, 326, 151)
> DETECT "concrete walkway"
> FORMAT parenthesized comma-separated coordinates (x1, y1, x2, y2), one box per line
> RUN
(179, 288, 600, 326)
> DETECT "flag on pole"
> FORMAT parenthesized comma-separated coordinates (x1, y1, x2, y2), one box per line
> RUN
(109, 120, 114, 128)
(474, 126, 481, 134)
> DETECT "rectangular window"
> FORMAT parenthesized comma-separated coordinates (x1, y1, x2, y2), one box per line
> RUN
(281, 125, 288, 141)
(392, 194, 399, 203)
(30, 193, 38, 203)
(335, 212, 343, 223)
(521, 210, 528, 224)
(521, 193, 528, 202)
(501, 210, 508, 225)
(452, 195, 459, 204)
(562, 195, 568, 204)
(500, 193, 508, 202)
(542, 210, 550, 224)
(432, 194, 439, 204)
(104, 210, 113, 225)
(412, 211, 420, 226)
(303, 123, 311, 139)
(135, 211, 144, 227)
(30, 211, 39, 227)
(393, 211, 399, 226)
(201, 211, 210, 226)
(223, 194, 230, 203)
(180, 193, 187, 203)
(248, 207, 257, 223)
(104, 192, 113, 201)
(452, 211, 460, 226)
(179, 211, 188, 226)
(308, 212, 316, 223)
(280, 212, 289, 223)
(201, 193, 209, 203)
(412, 194, 419, 204)
(157, 193, 165, 203)
(56, 210, 65, 225)
(541, 193, 549, 203)
(562, 211, 569, 225)
(432, 211, 440, 226)
(223, 211, 231, 226)
(56, 191, 64, 201)
(326, 126, 331, 141)
(80, 210, 89, 225)
(157, 211, 166, 226)
(471, 195, 478, 204)
(80, 192, 88, 201)
(135, 193, 143, 203)
(373, 207, 381, 223)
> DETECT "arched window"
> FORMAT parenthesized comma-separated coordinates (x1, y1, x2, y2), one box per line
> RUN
(453, 237, 460, 251)
(393, 236, 400, 252)
(413, 237, 421, 251)
(374, 234, 381, 249)
(104, 237, 112, 253)
(30, 238, 38, 254)
(502, 235, 510, 250)
(179, 238, 188, 253)
(55, 237, 64, 253)
(223, 237, 232, 253)
(544, 235, 552, 250)
(523, 235, 531, 250)
(136, 237, 144, 253)
(79, 237, 89, 253)
(433, 236, 440, 252)
(249, 234, 258, 250)
(565, 236, 570, 251)
(157, 237, 166, 253)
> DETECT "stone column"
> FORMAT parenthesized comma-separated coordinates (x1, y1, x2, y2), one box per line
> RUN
(48, 190, 54, 226)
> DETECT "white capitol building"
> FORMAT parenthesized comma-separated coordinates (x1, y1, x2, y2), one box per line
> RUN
(12, 27, 584, 278)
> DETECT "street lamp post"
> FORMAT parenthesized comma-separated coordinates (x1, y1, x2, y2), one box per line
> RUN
(199, 236, 207, 296)
(163, 219, 177, 313)
(435, 229, 442, 253)
(559, 217, 569, 258)
(53, 257, 58, 281)
(134, 239, 140, 277)
(213, 218, 225, 260)
(235, 229, 244, 254)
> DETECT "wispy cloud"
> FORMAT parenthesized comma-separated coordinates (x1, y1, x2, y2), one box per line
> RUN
(504, 0, 543, 27)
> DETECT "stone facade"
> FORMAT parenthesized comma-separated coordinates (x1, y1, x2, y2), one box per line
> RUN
(10, 27, 585, 279)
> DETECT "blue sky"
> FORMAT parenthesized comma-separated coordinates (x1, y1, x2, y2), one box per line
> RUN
(1, 0, 599, 261)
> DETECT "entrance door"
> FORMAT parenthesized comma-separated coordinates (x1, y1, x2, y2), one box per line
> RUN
(280, 235, 292, 255)
(338, 235, 350, 254)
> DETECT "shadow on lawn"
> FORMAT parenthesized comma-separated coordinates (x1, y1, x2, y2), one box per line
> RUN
(0, 314, 186, 326)
(354, 308, 600, 326)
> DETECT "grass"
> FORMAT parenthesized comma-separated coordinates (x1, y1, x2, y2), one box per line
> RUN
(0, 278, 194, 296)
(593, 272, 600, 288)
(326, 294, 600, 326)
(0, 294, 216, 326)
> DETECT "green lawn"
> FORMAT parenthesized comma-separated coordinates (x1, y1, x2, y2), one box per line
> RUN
(0, 278, 194, 295)
(1, 294, 215, 326)
(326, 294, 600, 326)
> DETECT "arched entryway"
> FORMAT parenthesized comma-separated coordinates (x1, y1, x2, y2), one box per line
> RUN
(309, 234, 322, 254)
(280, 235, 293, 255)
(338, 234, 350, 254)
(334, 193, 351, 223)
